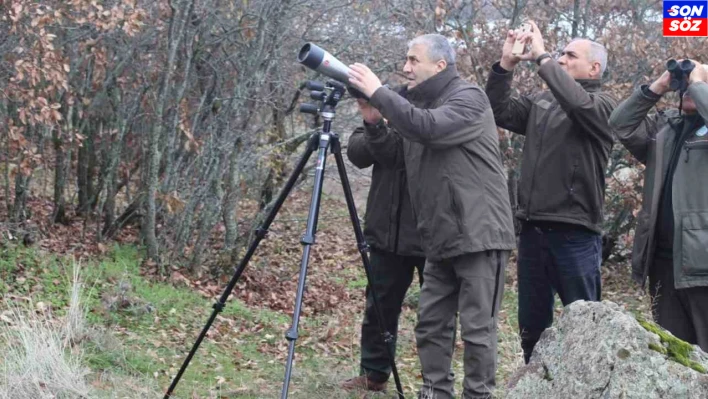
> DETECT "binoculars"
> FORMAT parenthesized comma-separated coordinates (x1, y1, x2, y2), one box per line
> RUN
(666, 59, 695, 93)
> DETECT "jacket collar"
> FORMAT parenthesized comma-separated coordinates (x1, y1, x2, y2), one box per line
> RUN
(575, 78, 601, 93)
(406, 65, 459, 104)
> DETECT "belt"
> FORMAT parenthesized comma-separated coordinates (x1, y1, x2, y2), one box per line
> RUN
(525, 220, 587, 233)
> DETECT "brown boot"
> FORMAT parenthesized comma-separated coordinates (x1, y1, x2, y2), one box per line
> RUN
(339, 375, 387, 392)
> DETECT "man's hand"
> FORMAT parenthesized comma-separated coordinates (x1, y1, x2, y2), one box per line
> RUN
(500, 29, 523, 70)
(689, 60, 707, 84)
(357, 98, 383, 125)
(516, 21, 547, 62)
(348, 63, 383, 99)
(649, 70, 672, 96)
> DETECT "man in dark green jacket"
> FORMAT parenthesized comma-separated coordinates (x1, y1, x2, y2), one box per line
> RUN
(609, 61, 708, 351)
(340, 99, 426, 393)
(485, 21, 616, 363)
(349, 33, 516, 399)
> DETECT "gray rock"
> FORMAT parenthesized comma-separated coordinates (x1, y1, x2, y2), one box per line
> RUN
(506, 300, 708, 399)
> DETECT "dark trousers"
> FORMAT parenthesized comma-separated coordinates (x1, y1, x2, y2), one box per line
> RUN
(360, 248, 425, 382)
(517, 222, 602, 363)
(649, 257, 708, 352)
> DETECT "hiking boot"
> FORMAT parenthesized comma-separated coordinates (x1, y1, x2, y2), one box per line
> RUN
(340, 375, 387, 392)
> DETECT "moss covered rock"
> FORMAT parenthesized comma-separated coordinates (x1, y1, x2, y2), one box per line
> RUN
(506, 301, 708, 399)
(639, 318, 707, 373)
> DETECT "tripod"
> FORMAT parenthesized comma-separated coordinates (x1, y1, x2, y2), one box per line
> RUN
(164, 80, 405, 399)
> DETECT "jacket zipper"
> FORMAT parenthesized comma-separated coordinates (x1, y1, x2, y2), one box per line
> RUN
(393, 170, 405, 254)
(491, 251, 502, 317)
(525, 102, 560, 219)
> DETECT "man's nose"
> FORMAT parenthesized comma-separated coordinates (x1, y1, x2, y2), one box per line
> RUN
(403, 62, 412, 73)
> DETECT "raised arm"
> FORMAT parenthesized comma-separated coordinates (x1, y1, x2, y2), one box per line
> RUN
(485, 62, 534, 135)
(609, 86, 664, 165)
(538, 59, 617, 145)
(369, 84, 493, 149)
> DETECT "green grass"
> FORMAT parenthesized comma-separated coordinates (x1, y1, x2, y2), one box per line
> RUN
(9, 241, 644, 398)
(347, 276, 368, 290)
(0, 243, 388, 398)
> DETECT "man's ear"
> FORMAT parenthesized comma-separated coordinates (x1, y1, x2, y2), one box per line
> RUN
(436, 59, 448, 72)
(591, 61, 602, 78)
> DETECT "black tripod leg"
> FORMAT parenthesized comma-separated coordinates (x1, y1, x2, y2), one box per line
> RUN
(330, 136, 405, 399)
(164, 134, 319, 399)
(280, 133, 331, 399)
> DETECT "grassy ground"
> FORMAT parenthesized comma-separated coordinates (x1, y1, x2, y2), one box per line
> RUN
(0, 244, 519, 398)
(0, 191, 653, 398)
(0, 242, 650, 398)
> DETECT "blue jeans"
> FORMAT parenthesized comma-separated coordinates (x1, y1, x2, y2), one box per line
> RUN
(517, 222, 602, 363)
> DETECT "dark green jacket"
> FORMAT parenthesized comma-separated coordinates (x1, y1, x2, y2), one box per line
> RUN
(369, 66, 516, 261)
(485, 60, 617, 233)
(347, 120, 424, 257)
(609, 82, 708, 289)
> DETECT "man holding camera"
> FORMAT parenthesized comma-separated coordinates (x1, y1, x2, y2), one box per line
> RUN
(485, 21, 617, 364)
(609, 61, 708, 351)
(348, 33, 516, 399)
(340, 98, 426, 392)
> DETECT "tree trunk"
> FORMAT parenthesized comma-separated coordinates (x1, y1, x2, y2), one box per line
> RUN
(223, 129, 242, 252)
(103, 88, 147, 236)
(104, 194, 144, 240)
(173, 153, 218, 258)
(3, 115, 10, 216)
(258, 87, 290, 210)
(12, 171, 30, 223)
(190, 174, 223, 272)
(160, 12, 198, 196)
(52, 127, 69, 225)
(76, 127, 89, 214)
(572, 0, 581, 38)
(582, 0, 591, 37)
(11, 124, 34, 223)
(144, 0, 195, 262)
(87, 127, 98, 210)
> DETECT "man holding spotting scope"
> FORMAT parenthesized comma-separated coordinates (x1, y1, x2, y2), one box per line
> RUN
(610, 59, 708, 351)
(347, 33, 516, 399)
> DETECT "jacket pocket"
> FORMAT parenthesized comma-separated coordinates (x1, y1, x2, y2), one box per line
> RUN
(446, 178, 464, 235)
(568, 163, 579, 204)
(563, 159, 584, 215)
(680, 212, 708, 276)
(532, 99, 552, 125)
(569, 165, 578, 195)
(684, 140, 708, 163)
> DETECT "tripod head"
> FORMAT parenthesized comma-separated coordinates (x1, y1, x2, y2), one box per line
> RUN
(299, 80, 347, 121)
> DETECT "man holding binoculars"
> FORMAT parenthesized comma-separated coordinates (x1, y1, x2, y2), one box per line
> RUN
(610, 59, 708, 352)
